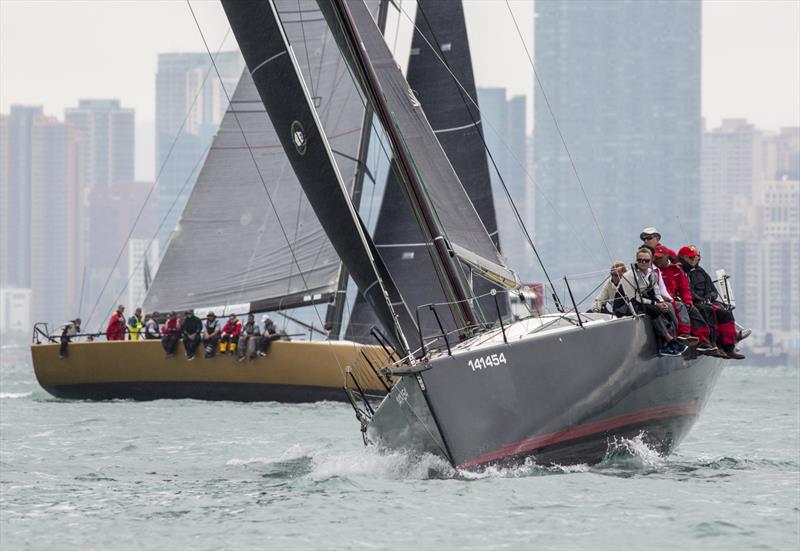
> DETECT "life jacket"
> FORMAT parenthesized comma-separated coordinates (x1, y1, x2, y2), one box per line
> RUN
(128, 315, 143, 340)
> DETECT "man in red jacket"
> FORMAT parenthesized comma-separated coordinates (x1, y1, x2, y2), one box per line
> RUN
(105, 305, 126, 341)
(220, 314, 243, 355)
(653, 245, 715, 353)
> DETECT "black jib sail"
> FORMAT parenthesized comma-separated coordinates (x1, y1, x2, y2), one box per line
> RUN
(316, 0, 517, 335)
(346, 0, 508, 341)
(222, 0, 416, 353)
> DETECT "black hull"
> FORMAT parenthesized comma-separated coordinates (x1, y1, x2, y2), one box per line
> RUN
(41, 381, 364, 403)
(366, 315, 725, 469)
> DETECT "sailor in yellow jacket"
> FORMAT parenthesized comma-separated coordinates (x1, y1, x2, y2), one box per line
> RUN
(128, 307, 144, 341)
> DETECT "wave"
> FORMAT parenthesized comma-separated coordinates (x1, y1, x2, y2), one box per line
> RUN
(0, 392, 32, 399)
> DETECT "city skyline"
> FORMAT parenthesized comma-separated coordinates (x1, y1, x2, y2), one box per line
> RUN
(1, 1, 799, 181)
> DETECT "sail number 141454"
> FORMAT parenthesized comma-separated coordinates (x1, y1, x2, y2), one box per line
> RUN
(468, 353, 507, 371)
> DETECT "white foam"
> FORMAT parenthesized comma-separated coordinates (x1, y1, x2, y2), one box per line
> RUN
(0, 392, 32, 399)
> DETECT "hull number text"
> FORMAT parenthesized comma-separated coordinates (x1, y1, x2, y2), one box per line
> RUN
(468, 353, 507, 371)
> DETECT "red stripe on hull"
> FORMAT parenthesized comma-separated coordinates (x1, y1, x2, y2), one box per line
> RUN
(458, 401, 700, 469)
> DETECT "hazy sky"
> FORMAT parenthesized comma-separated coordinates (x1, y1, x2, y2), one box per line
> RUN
(1, 0, 798, 180)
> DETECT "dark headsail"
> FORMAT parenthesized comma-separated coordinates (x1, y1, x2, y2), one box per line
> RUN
(222, 0, 416, 353)
(346, 0, 508, 341)
(317, 0, 517, 335)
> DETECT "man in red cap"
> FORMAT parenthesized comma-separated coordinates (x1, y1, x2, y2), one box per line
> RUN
(653, 245, 715, 352)
(678, 245, 744, 359)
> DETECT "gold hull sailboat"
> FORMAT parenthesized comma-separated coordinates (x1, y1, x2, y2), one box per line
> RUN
(32, 340, 390, 402)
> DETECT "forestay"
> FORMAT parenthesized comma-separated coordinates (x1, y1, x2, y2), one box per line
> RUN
(144, 2, 369, 315)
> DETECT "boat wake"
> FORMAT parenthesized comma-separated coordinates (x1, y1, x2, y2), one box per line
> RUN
(0, 391, 33, 399)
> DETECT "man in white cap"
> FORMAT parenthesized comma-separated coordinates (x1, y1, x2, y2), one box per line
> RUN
(640, 227, 676, 262)
(257, 314, 280, 357)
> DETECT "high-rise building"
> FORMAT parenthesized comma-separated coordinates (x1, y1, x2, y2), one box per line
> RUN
(64, 99, 135, 189)
(1, 105, 43, 289)
(700, 120, 800, 351)
(533, 0, 701, 278)
(85, 181, 158, 329)
(155, 52, 243, 247)
(477, 88, 533, 279)
(29, 115, 85, 326)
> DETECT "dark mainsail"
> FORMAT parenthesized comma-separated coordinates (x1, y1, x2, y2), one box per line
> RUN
(316, 0, 516, 334)
(222, 0, 416, 353)
(346, 0, 508, 341)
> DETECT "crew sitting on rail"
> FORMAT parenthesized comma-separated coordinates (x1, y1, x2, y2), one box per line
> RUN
(181, 309, 203, 360)
(591, 261, 632, 317)
(237, 314, 261, 361)
(220, 314, 243, 355)
(144, 312, 161, 340)
(617, 247, 686, 357)
(127, 307, 144, 341)
(651, 245, 716, 354)
(202, 312, 221, 358)
(677, 245, 747, 360)
(106, 304, 126, 341)
(161, 311, 182, 357)
(650, 246, 700, 349)
(256, 314, 281, 357)
(59, 318, 81, 359)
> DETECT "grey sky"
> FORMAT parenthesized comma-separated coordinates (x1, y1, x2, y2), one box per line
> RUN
(2, 0, 798, 180)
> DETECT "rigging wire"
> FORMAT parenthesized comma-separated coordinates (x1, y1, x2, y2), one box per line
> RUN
(388, 1, 606, 270)
(83, 28, 232, 330)
(95, 143, 212, 330)
(504, 0, 613, 263)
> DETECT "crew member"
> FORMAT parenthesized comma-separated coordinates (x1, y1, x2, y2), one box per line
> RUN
(677, 245, 745, 360)
(618, 247, 686, 357)
(238, 313, 261, 361)
(106, 305, 126, 341)
(144, 313, 161, 340)
(59, 318, 81, 359)
(128, 307, 144, 341)
(202, 312, 221, 358)
(182, 309, 203, 360)
(257, 314, 281, 357)
(161, 312, 181, 356)
(221, 314, 242, 355)
(640, 227, 677, 262)
(591, 261, 632, 317)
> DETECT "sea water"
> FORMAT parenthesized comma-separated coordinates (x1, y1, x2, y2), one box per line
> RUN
(1, 353, 798, 550)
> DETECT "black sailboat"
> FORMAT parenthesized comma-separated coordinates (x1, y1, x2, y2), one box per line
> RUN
(223, 0, 726, 469)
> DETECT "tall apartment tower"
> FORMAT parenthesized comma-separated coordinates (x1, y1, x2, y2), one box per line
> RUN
(29, 116, 85, 326)
(477, 88, 533, 279)
(155, 52, 243, 247)
(533, 0, 701, 277)
(1, 105, 43, 289)
(64, 99, 135, 189)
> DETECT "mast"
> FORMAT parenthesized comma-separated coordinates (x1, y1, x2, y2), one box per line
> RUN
(346, 0, 509, 342)
(325, 0, 390, 339)
(318, 0, 481, 336)
(222, 0, 416, 355)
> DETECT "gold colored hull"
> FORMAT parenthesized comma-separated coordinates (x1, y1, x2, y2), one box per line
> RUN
(31, 339, 390, 402)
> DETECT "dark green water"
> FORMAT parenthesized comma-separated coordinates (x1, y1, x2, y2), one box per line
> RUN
(1, 355, 798, 550)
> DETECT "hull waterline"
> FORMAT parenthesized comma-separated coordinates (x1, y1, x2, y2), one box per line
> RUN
(366, 315, 726, 469)
(31, 340, 390, 403)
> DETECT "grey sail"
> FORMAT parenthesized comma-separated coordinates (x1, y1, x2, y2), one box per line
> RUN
(221, 0, 417, 352)
(317, 0, 515, 287)
(347, 0, 508, 341)
(145, 2, 372, 315)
